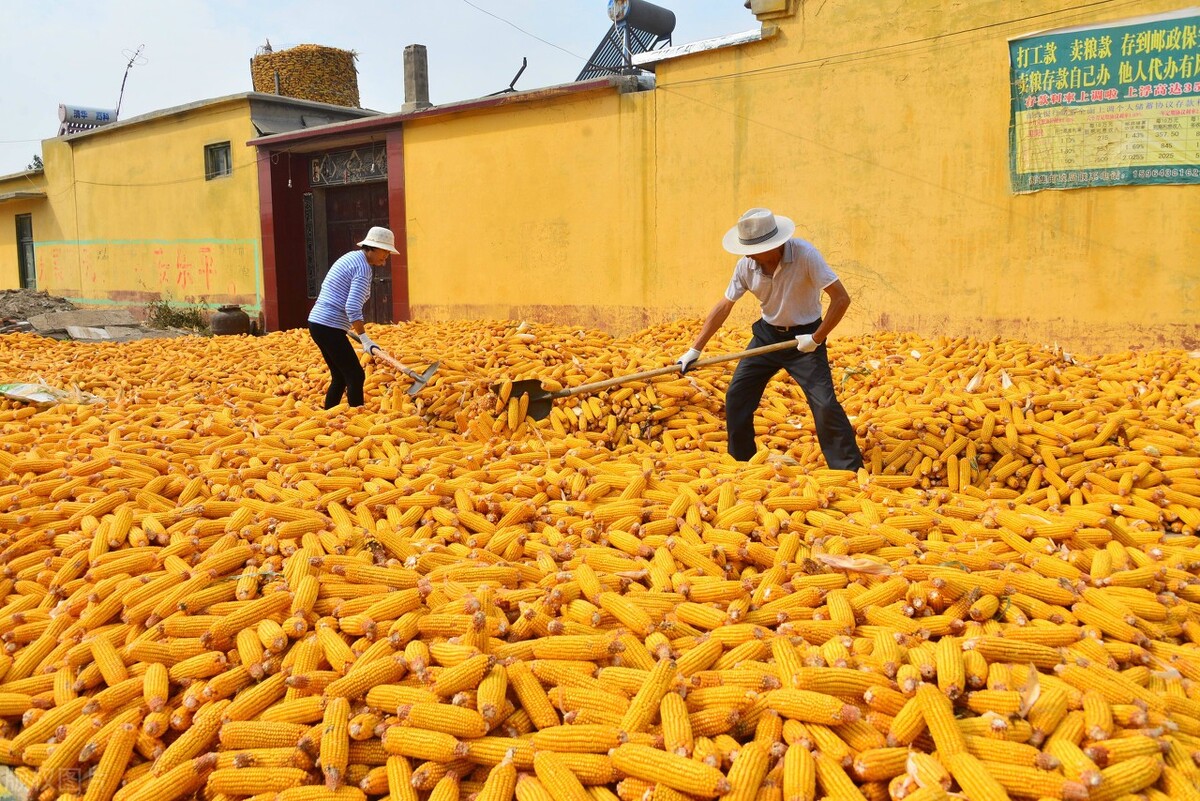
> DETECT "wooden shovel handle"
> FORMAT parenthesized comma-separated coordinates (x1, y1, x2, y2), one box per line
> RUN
(552, 339, 798, 400)
(347, 331, 420, 376)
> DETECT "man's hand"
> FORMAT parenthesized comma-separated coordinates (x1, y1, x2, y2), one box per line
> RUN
(677, 348, 702, 373)
(358, 333, 381, 356)
(795, 334, 820, 353)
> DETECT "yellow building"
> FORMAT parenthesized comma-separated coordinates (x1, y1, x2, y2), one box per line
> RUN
(252, 0, 1198, 353)
(5, 2, 1194, 354)
(0, 93, 372, 319)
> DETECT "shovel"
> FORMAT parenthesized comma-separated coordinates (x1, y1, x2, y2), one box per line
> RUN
(349, 332, 440, 396)
(500, 339, 799, 421)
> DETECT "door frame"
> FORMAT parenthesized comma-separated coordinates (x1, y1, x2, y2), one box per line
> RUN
(15, 213, 35, 289)
(258, 129, 410, 331)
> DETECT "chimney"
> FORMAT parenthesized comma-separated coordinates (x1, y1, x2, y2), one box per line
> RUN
(402, 44, 432, 112)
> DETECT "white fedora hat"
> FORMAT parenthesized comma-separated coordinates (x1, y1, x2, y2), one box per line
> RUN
(722, 208, 795, 255)
(357, 226, 400, 254)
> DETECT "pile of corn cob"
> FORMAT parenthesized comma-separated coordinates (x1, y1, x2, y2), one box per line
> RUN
(0, 320, 1198, 801)
(250, 44, 360, 108)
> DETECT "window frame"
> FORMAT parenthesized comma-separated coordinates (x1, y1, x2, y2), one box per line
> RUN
(204, 141, 233, 180)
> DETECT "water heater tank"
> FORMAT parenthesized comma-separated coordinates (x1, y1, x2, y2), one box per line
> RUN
(607, 0, 676, 38)
(58, 106, 117, 125)
(58, 105, 118, 136)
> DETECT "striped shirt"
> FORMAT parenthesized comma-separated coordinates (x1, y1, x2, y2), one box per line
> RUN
(308, 250, 372, 330)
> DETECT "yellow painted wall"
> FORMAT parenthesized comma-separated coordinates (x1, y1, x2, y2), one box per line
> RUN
(404, 86, 661, 333)
(21, 100, 262, 312)
(0, 169, 49, 291)
(405, 1, 1199, 353)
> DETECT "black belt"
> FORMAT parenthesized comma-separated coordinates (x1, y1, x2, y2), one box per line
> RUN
(766, 322, 812, 334)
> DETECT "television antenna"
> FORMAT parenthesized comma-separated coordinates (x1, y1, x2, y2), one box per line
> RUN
(115, 44, 147, 121)
(487, 58, 528, 96)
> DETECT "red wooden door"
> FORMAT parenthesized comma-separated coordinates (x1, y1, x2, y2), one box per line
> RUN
(325, 182, 392, 323)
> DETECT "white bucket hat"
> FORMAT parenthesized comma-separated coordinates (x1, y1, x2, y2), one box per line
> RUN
(357, 226, 399, 254)
(722, 208, 796, 255)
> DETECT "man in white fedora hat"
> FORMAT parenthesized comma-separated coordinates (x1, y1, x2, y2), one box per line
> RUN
(307, 225, 400, 409)
(677, 208, 863, 470)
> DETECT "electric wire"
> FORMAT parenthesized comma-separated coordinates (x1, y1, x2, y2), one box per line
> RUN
(460, 0, 587, 61)
(663, 0, 1144, 90)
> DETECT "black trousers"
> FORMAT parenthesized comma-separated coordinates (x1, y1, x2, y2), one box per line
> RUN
(725, 318, 863, 470)
(309, 322, 366, 409)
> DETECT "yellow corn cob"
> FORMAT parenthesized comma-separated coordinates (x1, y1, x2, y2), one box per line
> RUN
(516, 775, 556, 801)
(721, 740, 770, 801)
(916, 683, 966, 757)
(388, 757, 422, 801)
(533, 750, 593, 801)
(1084, 735, 1165, 767)
(432, 653, 492, 697)
(82, 721, 137, 801)
(206, 766, 310, 794)
(320, 695, 351, 789)
(398, 702, 489, 738)
(965, 689, 1023, 717)
(476, 749, 518, 801)
(979, 760, 1088, 800)
(504, 660, 560, 729)
(273, 787, 368, 801)
(781, 742, 815, 801)
(382, 727, 469, 761)
(429, 772, 463, 801)
(619, 657, 676, 734)
(477, 664, 508, 725)
(324, 652, 408, 699)
(89, 635, 130, 686)
(152, 700, 230, 775)
(550, 752, 620, 786)
(610, 743, 731, 797)
(1088, 755, 1163, 801)
(530, 724, 623, 754)
(812, 750, 867, 801)
(260, 695, 327, 724)
(946, 752, 1011, 801)
(764, 689, 860, 725)
(850, 747, 909, 783)
(1081, 689, 1113, 740)
(934, 636, 964, 699)
(123, 753, 217, 801)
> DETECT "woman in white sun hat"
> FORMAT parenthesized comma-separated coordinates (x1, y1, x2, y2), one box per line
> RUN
(676, 208, 863, 470)
(307, 226, 399, 409)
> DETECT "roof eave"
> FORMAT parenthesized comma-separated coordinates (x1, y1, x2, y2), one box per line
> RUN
(0, 191, 48, 203)
(249, 75, 642, 150)
(59, 92, 377, 145)
(632, 27, 770, 68)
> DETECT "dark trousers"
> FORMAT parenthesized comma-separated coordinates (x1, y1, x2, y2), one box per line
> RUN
(725, 318, 863, 470)
(309, 322, 366, 409)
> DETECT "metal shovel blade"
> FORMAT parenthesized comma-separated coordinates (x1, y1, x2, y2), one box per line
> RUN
(502, 379, 557, 421)
(405, 361, 441, 396)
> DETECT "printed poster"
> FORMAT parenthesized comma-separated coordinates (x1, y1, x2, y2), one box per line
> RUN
(1009, 9, 1200, 192)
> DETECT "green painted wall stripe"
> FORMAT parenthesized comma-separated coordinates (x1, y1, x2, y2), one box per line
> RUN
(65, 297, 264, 313)
(34, 238, 258, 246)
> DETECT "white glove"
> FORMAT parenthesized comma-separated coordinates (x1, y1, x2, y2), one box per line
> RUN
(677, 348, 702, 374)
(795, 334, 820, 353)
(358, 333, 381, 355)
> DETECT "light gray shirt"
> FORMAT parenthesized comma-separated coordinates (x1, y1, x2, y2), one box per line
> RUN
(724, 238, 838, 326)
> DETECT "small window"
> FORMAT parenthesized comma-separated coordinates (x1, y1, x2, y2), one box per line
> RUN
(204, 142, 232, 180)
